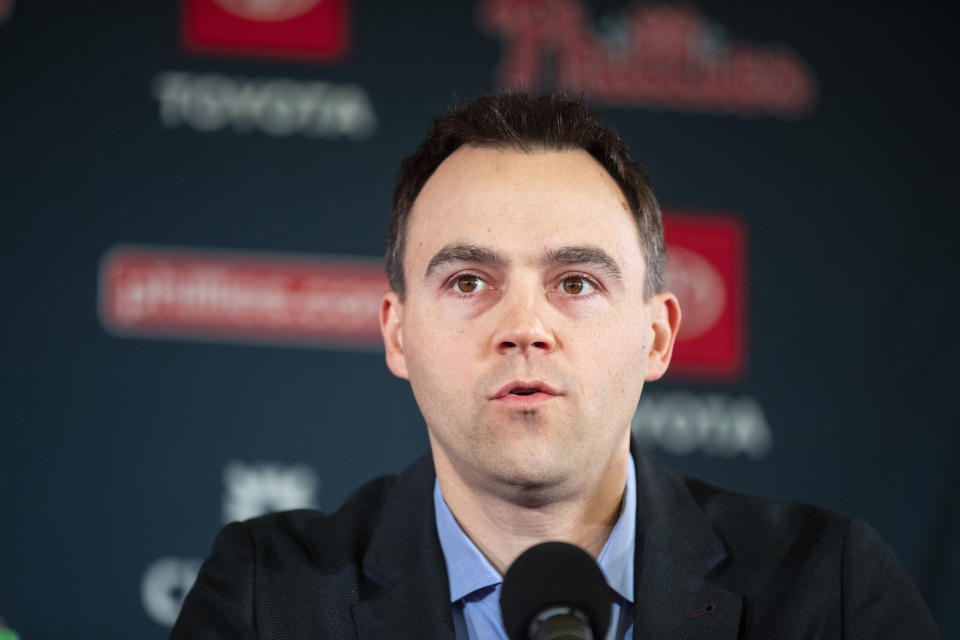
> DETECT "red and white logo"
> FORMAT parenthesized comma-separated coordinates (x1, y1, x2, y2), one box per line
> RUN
(181, 0, 350, 62)
(213, 0, 324, 22)
(663, 213, 747, 380)
(99, 246, 387, 348)
(479, 0, 816, 118)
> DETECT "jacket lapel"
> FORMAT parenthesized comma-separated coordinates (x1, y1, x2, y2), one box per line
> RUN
(631, 444, 744, 639)
(351, 454, 457, 640)
(633, 539, 743, 639)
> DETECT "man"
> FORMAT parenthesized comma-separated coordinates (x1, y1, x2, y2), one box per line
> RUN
(171, 93, 939, 639)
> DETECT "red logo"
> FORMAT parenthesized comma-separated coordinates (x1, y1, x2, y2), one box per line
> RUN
(663, 213, 747, 380)
(99, 246, 387, 348)
(181, 0, 350, 63)
(479, 0, 816, 118)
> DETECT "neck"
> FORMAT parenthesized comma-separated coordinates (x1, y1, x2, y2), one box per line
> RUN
(433, 444, 630, 575)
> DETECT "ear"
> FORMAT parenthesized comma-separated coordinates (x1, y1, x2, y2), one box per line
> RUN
(644, 292, 681, 382)
(380, 290, 409, 380)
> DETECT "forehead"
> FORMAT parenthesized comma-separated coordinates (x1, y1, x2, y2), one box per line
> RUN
(406, 146, 643, 267)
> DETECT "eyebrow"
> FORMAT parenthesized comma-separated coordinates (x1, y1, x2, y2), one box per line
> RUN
(424, 243, 506, 281)
(424, 243, 622, 282)
(541, 246, 623, 280)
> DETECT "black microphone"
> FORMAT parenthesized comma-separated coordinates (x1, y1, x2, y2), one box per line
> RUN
(500, 541, 612, 640)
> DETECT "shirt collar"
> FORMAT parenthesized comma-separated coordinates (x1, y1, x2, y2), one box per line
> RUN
(434, 454, 636, 605)
(596, 454, 636, 604)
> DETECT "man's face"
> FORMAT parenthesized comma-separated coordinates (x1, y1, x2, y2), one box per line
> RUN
(381, 146, 678, 499)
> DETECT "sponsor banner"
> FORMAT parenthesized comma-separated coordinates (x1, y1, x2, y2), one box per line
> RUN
(181, 0, 350, 62)
(222, 460, 320, 524)
(632, 391, 772, 459)
(99, 246, 388, 348)
(151, 71, 377, 139)
(479, 0, 816, 118)
(664, 212, 746, 380)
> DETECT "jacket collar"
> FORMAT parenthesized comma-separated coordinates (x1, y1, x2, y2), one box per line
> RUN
(352, 444, 743, 640)
(352, 453, 456, 640)
(630, 441, 743, 639)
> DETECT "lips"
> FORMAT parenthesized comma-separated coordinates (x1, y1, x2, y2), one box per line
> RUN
(493, 380, 560, 399)
(492, 380, 561, 409)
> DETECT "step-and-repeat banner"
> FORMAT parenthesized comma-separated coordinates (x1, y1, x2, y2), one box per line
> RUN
(2, 1, 957, 637)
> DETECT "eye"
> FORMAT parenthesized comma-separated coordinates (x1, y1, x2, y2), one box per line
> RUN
(558, 275, 597, 295)
(452, 274, 486, 294)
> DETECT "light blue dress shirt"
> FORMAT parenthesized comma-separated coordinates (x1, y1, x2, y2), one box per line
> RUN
(434, 456, 636, 640)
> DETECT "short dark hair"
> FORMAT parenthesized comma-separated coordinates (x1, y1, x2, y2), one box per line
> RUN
(386, 92, 665, 300)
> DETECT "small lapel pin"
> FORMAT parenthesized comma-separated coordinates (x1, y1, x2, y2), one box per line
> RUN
(684, 603, 717, 619)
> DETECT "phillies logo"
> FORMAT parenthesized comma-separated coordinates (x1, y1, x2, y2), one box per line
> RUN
(662, 213, 747, 380)
(479, 0, 816, 118)
(181, 0, 350, 62)
(667, 246, 726, 340)
(213, 0, 324, 22)
(99, 246, 387, 348)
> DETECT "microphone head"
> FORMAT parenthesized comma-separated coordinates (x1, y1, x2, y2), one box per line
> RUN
(500, 541, 612, 640)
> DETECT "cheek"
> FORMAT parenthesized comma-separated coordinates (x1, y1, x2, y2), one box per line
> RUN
(599, 345, 647, 394)
(404, 318, 476, 395)
(580, 319, 650, 396)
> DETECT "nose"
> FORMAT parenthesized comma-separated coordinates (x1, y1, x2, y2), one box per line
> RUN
(491, 287, 557, 355)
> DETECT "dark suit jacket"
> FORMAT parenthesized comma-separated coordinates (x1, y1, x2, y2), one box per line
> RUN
(171, 444, 939, 639)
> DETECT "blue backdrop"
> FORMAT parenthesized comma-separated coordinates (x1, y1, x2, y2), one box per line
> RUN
(1, 1, 957, 638)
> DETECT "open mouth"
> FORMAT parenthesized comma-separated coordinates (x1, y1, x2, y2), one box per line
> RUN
(493, 381, 560, 402)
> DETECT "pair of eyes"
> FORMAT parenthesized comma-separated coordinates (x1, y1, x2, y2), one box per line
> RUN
(449, 274, 598, 296)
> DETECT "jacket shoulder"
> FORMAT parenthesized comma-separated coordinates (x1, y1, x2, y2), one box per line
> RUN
(682, 476, 939, 638)
(243, 471, 398, 571)
(170, 472, 400, 639)
(685, 476, 851, 564)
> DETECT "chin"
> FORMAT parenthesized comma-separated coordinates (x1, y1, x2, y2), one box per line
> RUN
(485, 451, 573, 500)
